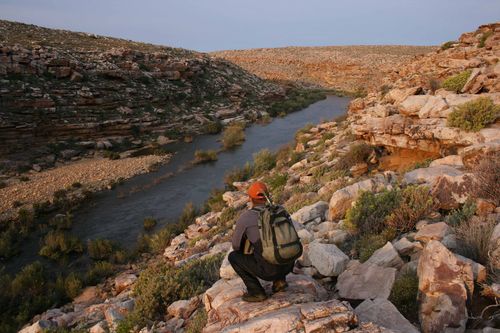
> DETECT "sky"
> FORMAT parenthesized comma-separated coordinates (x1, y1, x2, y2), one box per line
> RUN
(0, 0, 499, 52)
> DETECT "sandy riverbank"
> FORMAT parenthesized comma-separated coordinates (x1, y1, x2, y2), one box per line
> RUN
(0, 154, 170, 220)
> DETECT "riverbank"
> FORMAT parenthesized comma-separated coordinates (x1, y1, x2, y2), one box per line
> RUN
(0, 154, 171, 221)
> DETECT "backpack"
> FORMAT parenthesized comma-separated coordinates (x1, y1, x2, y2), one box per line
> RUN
(252, 203, 303, 265)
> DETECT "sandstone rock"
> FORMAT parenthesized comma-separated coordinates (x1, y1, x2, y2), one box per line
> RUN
(328, 229, 350, 245)
(308, 240, 349, 276)
(490, 223, 500, 270)
(418, 96, 449, 118)
(461, 141, 500, 169)
(19, 320, 54, 333)
(414, 222, 451, 243)
(355, 298, 419, 333)
(430, 172, 475, 209)
(74, 286, 102, 305)
(366, 242, 404, 268)
(350, 322, 396, 332)
(399, 95, 429, 116)
(291, 201, 328, 225)
(220, 251, 237, 280)
(475, 199, 496, 216)
(350, 162, 369, 177)
(203, 274, 354, 333)
(454, 254, 487, 283)
(222, 191, 248, 209)
(418, 240, 473, 333)
(328, 178, 381, 221)
(297, 228, 313, 244)
(104, 307, 124, 329)
(403, 165, 462, 186)
(167, 296, 201, 319)
(429, 155, 464, 169)
(393, 237, 420, 256)
(384, 87, 420, 104)
(114, 273, 137, 294)
(337, 261, 397, 300)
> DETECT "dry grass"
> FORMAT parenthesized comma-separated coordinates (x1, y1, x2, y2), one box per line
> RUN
(471, 152, 500, 206)
(455, 216, 496, 265)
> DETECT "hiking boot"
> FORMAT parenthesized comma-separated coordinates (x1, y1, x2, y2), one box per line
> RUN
(242, 292, 268, 302)
(272, 279, 288, 293)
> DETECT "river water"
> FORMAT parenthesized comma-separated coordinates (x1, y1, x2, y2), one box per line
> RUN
(5, 96, 349, 273)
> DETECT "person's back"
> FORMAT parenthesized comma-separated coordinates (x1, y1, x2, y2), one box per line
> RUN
(228, 181, 295, 302)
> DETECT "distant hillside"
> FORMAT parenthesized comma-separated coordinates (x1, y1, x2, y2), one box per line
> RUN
(212, 45, 436, 92)
(0, 20, 284, 171)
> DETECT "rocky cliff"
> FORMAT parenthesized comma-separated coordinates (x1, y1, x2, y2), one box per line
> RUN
(212, 45, 436, 92)
(0, 20, 283, 171)
(13, 23, 500, 333)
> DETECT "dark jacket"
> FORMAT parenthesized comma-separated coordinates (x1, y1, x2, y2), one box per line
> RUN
(231, 206, 286, 277)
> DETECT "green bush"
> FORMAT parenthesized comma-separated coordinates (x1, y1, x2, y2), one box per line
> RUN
(87, 239, 116, 260)
(193, 150, 218, 164)
(143, 217, 157, 231)
(344, 190, 401, 235)
(0, 227, 19, 259)
(389, 271, 419, 322)
(447, 97, 499, 132)
(252, 149, 276, 176)
(64, 273, 83, 299)
(441, 40, 456, 50)
(85, 261, 115, 285)
(479, 30, 493, 48)
(204, 121, 222, 134)
(219, 207, 238, 226)
(222, 123, 245, 149)
(445, 199, 476, 226)
(224, 162, 253, 188)
(442, 70, 471, 93)
(39, 231, 84, 260)
(386, 186, 434, 233)
(133, 254, 223, 321)
(335, 142, 372, 171)
(103, 150, 120, 160)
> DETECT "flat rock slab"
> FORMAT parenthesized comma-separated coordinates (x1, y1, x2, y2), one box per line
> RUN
(355, 298, 419, 333)
(309, 240, 349, 276)
(203, 274, 359, 333)
(337, 261, 397, 300)
(414, 222, 451, 243)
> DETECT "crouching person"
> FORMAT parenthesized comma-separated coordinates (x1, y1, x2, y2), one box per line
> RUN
(228, 181, 302, 302)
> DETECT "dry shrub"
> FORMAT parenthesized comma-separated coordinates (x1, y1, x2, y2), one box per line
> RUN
(386, 186, 435, 233)
(222, 123, 245, 149)
(455, 216, 496, 265)
(471, 152, 500, 206)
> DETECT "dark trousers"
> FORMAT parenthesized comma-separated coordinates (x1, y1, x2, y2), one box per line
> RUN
(228, 251, 293, 295)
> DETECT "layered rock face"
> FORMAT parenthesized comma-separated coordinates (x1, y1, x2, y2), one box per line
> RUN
(0, 20, 282, 159)
(349, 23, 500, 163)
(212, 45, 435, 92)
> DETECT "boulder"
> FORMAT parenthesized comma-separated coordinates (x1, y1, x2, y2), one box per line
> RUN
(429, 155, 464, 169)
(337, 261, 397, 300)
(403, 165, 462, 186)
(297, 228, 313, 244)
(114, 273, 137, 294)
(414, 222, 451, 243)
(167, 296, 201, 319)
(461, 141, 500, 169)
(366, 242, 404, 268)
(418, 96, 449, 119)
(430, 172, 475, 209)
(384, 87, 420, 104)
(220, 251, 238, 280)
(89, 321, 107, 333)
(355, 298, 419, 333)
(19, 320, 54, 333)
(104, 307, 124, 329)
(399, 95, 429, 116)
(454, 254, 487, 283)
(291, 201, 328, 225)
(202, 274, 355, 333)
(350, 322, 396, 332)
(490, 223, 500, 270)
(393, 237, 421, 256)
(222, 191, 248, 209)
(328, 178, 380, 220)
(308, 240, 349, 276)
(418, 240, 473, 333)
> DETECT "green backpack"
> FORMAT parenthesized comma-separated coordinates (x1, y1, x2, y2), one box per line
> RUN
(253, 202, 303, 265)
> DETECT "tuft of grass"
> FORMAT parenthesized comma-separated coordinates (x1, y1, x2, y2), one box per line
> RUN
(471, 151, 500, 206)
(252, 149, 276, 176)
(441, 40, 457, 50)
(221, 123, 245, 149)
(389, 271, 419, 323)
(193, 150, 218, 164)
(454, 216, 496, 265)
(103, 150, 120, 160)
(447, 97, 499, 132)
(39, 231, 84, 260)
(143, 217, 157, 231)
(87, 239, 116, 260)
(85, 261, 116, 285)
(335, 142, 372, 171)
(224, 162, 253, 188)
(204, 188, 225, 212)
(355, 228, 396, 262)
(185, 309, 208, 333)
(204, 121, 222, 135)
(442, 70, 472, 93)
(478, 30, 493, 48)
